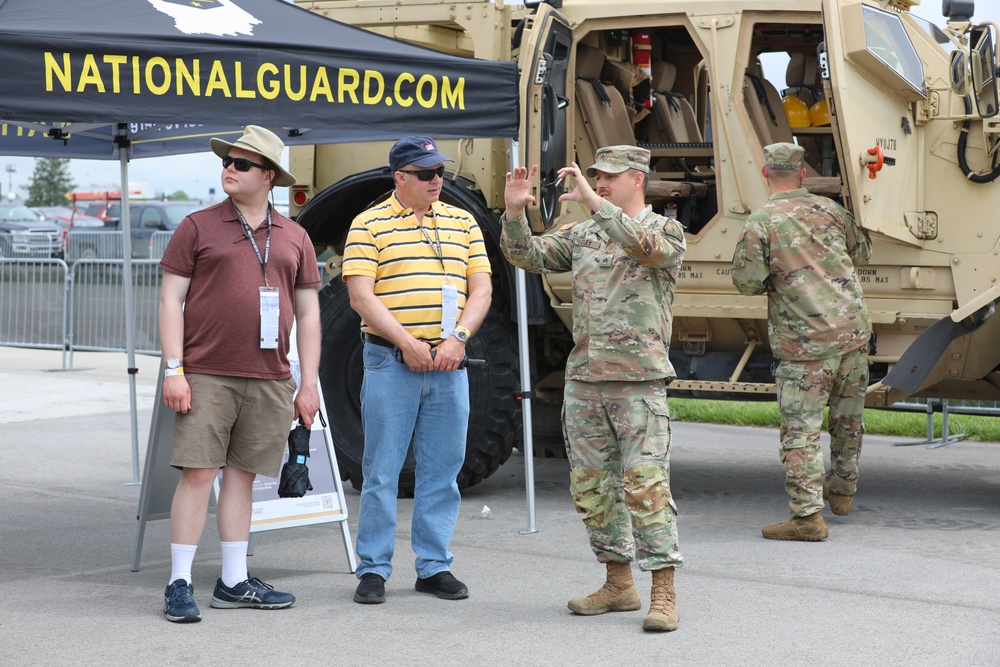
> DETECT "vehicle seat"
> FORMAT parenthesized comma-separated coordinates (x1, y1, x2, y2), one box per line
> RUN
(646, 60, 713, 177)
(575, 43, 635, 148)
(782, 53, 826, 171)
(743, 71, 841, 195)
(574, 44, 708, 206)
(783, 53, 823, 106)
(649, 61, 703, 144)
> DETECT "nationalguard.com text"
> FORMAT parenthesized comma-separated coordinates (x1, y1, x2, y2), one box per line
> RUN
(43, 52, 467, 109)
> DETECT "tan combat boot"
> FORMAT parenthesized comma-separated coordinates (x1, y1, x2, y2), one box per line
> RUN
(642, 567, 679, 632)
(567, 561, 641, 615)
(761, 512, 829, 541)
(823, 484, 853, 516)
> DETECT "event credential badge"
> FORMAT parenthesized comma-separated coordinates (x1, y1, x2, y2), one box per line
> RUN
(440, 281, 458, 338)
(260, 287, 279, 349)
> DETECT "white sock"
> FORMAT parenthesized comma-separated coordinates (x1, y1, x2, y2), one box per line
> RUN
(169, 543, 198, 586)
(220, 541, 249, 588)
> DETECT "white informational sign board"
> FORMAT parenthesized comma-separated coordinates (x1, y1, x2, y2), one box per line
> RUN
(132, 335, 356, 572)
(241, 427, 346, 532)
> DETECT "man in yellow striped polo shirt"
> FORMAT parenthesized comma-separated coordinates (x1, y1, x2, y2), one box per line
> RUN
(342, 136, 492, 605)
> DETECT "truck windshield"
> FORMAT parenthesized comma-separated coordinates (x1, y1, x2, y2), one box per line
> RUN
(910, 14, 956, 52)
(863, 4, 926, 96)
(0, 205, 39, 222)
(162, 204, 201, 228)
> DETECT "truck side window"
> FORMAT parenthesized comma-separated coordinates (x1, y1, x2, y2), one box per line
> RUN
(141, 209, 163, 229)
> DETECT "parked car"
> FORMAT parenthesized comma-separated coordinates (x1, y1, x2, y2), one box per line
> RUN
(66, 200, 202, 260)
(80, 200, 122, 226)
(31, 206, 105, 229)
(0, 203, 63, 259)
(32, 206, 106, 255)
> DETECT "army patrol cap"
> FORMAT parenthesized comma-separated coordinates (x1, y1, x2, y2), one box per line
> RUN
(586, 145, 650, 177)
(763, 142, 805, 170)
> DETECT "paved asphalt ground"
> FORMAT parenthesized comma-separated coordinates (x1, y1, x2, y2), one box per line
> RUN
(1, 347, 999, 666)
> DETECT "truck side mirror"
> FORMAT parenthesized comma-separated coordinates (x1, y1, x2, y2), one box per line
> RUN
(970, 24, 999, 117)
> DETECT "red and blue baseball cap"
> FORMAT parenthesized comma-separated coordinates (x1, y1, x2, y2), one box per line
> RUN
(389, 136, 454, 172)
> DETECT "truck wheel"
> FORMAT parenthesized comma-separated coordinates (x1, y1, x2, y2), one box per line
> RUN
(319, 277, 521, 496)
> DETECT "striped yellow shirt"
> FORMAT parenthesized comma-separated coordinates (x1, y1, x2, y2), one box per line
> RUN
(342, 192, 492, 342)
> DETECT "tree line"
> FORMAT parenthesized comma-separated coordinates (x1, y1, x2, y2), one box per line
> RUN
(19, 158, 191, 206)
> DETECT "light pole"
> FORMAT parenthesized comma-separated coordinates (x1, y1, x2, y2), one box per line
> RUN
(5, 164, 17, 201)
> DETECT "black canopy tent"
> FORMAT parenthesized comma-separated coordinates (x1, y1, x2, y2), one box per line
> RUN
(0, 0, 520, 485)
(0, 0, 517, 136)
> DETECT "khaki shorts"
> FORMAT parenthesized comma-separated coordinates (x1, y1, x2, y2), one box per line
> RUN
(170, 373, 297, 478)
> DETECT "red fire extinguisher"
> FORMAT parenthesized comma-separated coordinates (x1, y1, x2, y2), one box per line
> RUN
(631, 30, 653, 109)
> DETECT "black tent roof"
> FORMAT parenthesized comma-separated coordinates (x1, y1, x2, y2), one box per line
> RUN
(0, 0, 519, 146)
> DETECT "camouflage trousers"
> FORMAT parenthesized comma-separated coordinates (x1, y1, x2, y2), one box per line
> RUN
(563, 378, 682, 571)
(774, 347, 869, 517)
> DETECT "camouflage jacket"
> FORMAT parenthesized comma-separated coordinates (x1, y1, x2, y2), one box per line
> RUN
(731, 188, 872, 361)
(501, 199, 686, 381)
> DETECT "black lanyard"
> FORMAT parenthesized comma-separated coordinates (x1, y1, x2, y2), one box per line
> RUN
(419, 212, 449, 277)
(234, 205, 272, 287)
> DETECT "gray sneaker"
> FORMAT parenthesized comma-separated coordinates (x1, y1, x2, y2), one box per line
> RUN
(209, 576, 295, 609)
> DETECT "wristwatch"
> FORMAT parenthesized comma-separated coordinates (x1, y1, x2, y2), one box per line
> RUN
(453, 325, 471, 344)
(164, 357, 185, 377)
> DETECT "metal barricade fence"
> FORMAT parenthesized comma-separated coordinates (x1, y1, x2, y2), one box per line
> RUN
(884, 397, 1000, 416)
(68, 259, 162, 359)
(2, 258, 334, 369)
(883, 397, 1000, 448)
(65, 230, 124, 262)
(0, 231, 62, 259)
(149, 231, 174, 259)
(0, 258, 69, 357)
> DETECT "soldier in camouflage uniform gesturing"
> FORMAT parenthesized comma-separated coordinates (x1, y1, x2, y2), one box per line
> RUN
(500, 146, 686, 632)
(731, 142, 872, 542)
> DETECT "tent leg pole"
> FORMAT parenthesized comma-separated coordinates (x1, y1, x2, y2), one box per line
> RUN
(117, 127, 141, 486)
(509, 140, 538, 535)
(516, 267, 537, 535)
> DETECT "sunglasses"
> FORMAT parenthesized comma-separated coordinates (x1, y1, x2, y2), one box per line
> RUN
(222, 155, 269, 172)
(397, 166, 445, 181)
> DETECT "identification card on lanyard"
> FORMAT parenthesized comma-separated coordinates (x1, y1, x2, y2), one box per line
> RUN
(235, 205, 278, 350)
(441, 281, 458, 338)
(259, 287, 279, 349)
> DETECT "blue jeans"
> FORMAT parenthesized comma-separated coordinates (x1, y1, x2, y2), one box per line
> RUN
(354, 342, 469, 580)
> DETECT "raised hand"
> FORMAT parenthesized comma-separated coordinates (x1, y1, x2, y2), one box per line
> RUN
(504, 164, 539, 219)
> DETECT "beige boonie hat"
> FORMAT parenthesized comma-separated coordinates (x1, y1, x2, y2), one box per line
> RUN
(764, 142, 805, 170)
(586, 145, 651, 177)
(210, 125, 296, 187)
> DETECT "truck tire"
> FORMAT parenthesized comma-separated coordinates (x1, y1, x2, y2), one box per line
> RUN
(319, 276, 520, 496)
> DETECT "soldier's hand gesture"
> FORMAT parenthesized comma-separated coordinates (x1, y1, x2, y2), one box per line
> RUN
(557, 162, 603, 212)
(504, 164, 538, 220)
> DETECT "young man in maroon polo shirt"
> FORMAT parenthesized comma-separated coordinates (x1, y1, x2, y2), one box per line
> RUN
(158, 126, 321, 623)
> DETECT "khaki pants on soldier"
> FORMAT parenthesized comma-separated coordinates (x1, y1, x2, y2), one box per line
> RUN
(774, 346, 869, 517)
(563, 378, 682, 571)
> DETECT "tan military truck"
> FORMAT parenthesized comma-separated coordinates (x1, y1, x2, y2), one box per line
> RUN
(291, 0, 1000, 492)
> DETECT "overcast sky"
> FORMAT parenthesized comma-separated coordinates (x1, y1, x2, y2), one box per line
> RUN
(0, 2, 957, 203)
(0, 146, 285, 204)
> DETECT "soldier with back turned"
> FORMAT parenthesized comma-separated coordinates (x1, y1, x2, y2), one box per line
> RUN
(732, 141, 872, 542)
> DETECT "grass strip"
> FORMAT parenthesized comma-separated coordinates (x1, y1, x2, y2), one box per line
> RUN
(669, 398, 1000, 443)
